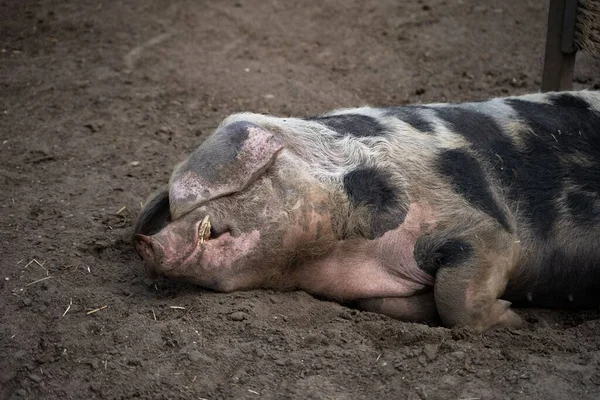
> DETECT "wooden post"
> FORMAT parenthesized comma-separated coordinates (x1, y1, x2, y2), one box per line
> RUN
(541, 0, 578, 92)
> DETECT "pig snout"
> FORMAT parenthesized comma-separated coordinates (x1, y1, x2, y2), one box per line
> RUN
(133, 234, 164, 278)
(133, 215, 214, 279)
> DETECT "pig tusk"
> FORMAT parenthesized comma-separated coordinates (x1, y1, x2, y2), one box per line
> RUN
(198, 215, 211, 244)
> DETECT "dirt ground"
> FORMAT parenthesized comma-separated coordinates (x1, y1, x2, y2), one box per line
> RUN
(1, 0, 600, 399)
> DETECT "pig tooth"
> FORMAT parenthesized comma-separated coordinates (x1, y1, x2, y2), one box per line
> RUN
(198, 215, 211, 244)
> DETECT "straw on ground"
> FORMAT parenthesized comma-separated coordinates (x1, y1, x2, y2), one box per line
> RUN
(62, 298, 73, 317)
(86, 305, 108, 315)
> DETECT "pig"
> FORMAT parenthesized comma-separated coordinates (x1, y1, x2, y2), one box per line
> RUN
(133, 90, 600, 332)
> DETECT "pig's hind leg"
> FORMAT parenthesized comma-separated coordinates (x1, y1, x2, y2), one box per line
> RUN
(433, 229, 525, 332)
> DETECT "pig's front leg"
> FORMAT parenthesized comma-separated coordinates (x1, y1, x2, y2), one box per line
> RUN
(432, 229, 525, 332)
(357, 291, 440, 324)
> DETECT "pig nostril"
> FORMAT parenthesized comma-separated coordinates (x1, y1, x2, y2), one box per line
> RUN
(134, 235, 155, 264)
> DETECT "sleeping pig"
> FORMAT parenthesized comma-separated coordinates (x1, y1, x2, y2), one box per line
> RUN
(133, 90, 600, 332)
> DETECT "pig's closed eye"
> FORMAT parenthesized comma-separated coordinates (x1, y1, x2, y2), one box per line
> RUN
(195, 211, 232, 239)
(208, 221, 230, 239)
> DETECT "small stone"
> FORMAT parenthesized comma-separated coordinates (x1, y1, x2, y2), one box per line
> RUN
(89, 383, 102, 393)
(451, 351, 466, 360)
(339, 311, 353, 320)
(274, 358, 286, 366)
(22, 297, 32, 306)
(476, 369, 491, 378)
(84, 123, 98, 133)
(126, 358, 141, 366)
(441, 374, 458, 386)
(16, 389, 27, 397)
(186, 350, 214, 364)
(451, 328, 472, 340)
(502, 348, 520, 362)
(0, 368, 16, 383)
(304, 334, 319, 345)
(406, 392, 420, 400)
(28, 373, 42, 383)
(423, 344, 438, 361)
(143, 279, 155, 287)
(187, 351, 201, 362)
(229, 311, 247, 321)
(129, 161, 140, 167)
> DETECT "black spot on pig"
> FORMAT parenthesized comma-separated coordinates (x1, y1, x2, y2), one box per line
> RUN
(566, 191, 599, 225)
(500, 129, 561, 237)
(414, 236, 473, 276)
(432, 100, 600, 238)
(549, 93, 590, 109)
(504, 99, 600, 235)
(184, 121, 252, 182)
(133, 189, 171, 236)
(384, 107, 435, 133)
(312, 114, 387, 137)
(437, 149, 512, 232)
(430, 106, 538, 229)
(434, 105, 507, 151)
(343, 167, 408, 238)
(568, 164, 600, 200)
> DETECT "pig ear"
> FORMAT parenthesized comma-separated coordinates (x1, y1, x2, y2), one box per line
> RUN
(169, 121, 284, 219)
(133, 188, 171, 237)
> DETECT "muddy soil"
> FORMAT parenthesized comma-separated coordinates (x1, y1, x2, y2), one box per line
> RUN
(1, 0, 600, 399)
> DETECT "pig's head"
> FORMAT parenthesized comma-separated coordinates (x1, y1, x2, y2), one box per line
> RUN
(133, 121, 341, 291)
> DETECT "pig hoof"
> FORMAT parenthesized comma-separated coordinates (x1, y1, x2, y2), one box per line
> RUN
(492, 307, 526, 330)
(473, 300, 525, 332)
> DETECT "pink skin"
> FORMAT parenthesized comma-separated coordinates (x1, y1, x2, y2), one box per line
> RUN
(290, 202, 437, 300)
(134, 209, 265, 291)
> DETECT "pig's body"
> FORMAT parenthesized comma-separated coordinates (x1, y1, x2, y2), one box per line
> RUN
(134, 91, 600, 331)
